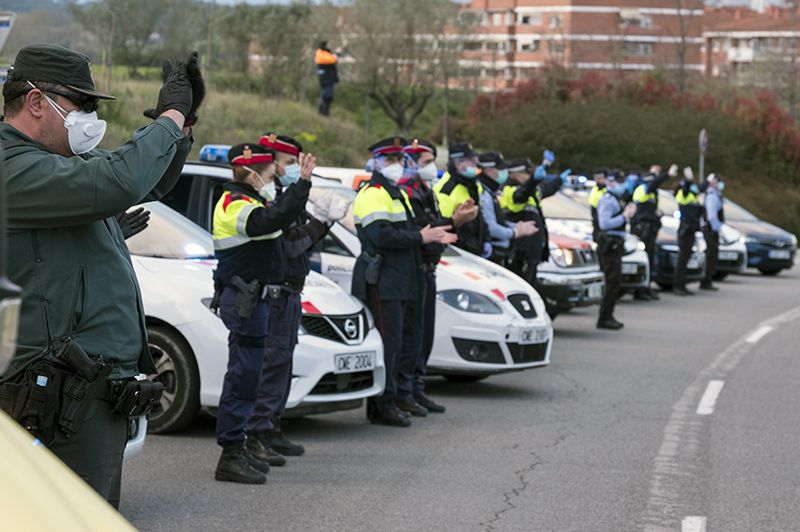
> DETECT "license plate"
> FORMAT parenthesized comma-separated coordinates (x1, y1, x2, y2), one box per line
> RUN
(519, 327, 549, 345)
(687, 259, 700, 270)
(622, 263, 638, 275)
(718, 251, 738, 261)
(587, 282, 603, 299)
(334, 352, 375, 374)
(768, 249, 791, 260)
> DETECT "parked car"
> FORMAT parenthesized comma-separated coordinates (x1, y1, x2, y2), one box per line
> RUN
(125, 202, 385, 433)
(657, 190, 748, 280)
(562, 186, 706, 288)
(716, 198, 796, 276)
(540, 191, 650, 291)
(168, 155, 554, 382)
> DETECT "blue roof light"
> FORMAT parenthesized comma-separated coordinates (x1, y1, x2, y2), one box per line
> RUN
(199, 144, 231, 163)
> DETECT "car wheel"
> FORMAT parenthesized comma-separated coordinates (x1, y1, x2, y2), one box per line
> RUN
(758, 267, 782, 276)
(712, 271, 729, 281)
(443, 374, 489, 383)
(145, 326, 201, 434)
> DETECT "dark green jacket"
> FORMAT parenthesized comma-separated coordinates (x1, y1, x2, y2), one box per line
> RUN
(2, 117, 192, 379)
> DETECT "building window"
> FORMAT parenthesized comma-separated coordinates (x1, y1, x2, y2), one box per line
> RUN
(640, 15, 653, 28)
(505, 67, 512, 80)
(463, 41, 482, 51)
(618, 10, 651, 28)
(492, 13, 503, 26)
(520, 13, 542, 26)
(548, 42, 565, 54)
(549, 14, 563, 29)
(520, 40, 540, 52)
(622, 42, 653, 57)
(712, 41, 720, 53)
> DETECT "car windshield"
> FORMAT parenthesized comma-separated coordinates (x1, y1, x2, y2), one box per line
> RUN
(542, 193, 592, 220)
(126, 202, 214, 259)
(722, 199, 759, 221)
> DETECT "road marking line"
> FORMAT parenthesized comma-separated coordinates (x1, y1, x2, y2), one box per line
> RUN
(682, 516, 707, 532)
(746, 325, 773, 344)
(696, 380, 725, 415)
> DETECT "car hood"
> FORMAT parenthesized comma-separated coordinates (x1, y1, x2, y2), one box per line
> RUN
(132, 257, 363, 316)
(726, 219, 796, 243)
(438, 248, 544, 301)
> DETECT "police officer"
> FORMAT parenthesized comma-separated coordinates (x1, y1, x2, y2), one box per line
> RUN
(500, 156, 563, 285)
(397, 138, 478, 415)
(700, 173, 724, 291)
(212, 143, 312, 483)
(673, 167, 703, 296)
(588, 169, 608, 244)
(434, 143, 490, 257)
(630, 164, 679, 300)
(596, 174, 637, 329)
(352, 137, 456, 426)
(0, 44, 200, 506)
(478, 152, 539, 265)
(240, 133, 329, 464)
(315, 41, 341, 116)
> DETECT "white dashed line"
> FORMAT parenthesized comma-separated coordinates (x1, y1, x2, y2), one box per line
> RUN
(682, 516, 707, 532)
(696, 380, 725, 415)
(746, 325, 773, 344)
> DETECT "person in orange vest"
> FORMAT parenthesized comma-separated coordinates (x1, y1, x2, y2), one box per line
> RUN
(314, 41, 341, 116)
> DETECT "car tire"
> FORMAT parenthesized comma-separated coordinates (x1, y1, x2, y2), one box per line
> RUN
(443, 374, 489, 383)
(758, 267, 782, 276)
(712, 271, 729, 281)
(145, 326, 201, 434)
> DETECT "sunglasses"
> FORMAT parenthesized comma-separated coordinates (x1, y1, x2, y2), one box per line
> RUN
(44, 89, 99, 113)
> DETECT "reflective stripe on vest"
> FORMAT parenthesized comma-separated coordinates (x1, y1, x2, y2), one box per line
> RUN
(353, 184, 413, 228)
(433, 172, 483, 218)
(212, 191, 282, 250)
(632, 184, 656, 204)
(588, 186, 606, 208)
(676, 189, 699, 206)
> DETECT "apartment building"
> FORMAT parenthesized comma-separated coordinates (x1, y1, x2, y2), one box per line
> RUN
(459, 0, 704, 88)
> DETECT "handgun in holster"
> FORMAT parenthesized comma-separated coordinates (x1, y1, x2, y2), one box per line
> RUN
(362, 251, 383, 285)
(230, 275, 261, 318)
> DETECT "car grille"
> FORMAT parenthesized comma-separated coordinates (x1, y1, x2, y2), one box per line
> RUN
(506, 342, 549, 364)
(508, 294, 538, 319)
(301, 312, 366, 344)
(452, 338, 505, 364)
(310, 371, 374, 395)
(577, 249, 598, 265)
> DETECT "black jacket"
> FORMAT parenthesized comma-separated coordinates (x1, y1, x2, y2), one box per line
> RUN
(506, 176, 562, 263)
(438, 169, 488, 256)
(398, 176, 451, 266)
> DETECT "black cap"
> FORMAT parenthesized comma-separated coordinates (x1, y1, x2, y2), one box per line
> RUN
(478, 152, 506, 169)
(8, 44, 115, 100)
(259, 132, 303, 156)
(404, 137, 437, 158)
(368, 136, 407, 157)
(227, 143, 274, 167)
(592, 168, 608, 179)
(448, 142, 475, 159)
(506, 157, 535, 173)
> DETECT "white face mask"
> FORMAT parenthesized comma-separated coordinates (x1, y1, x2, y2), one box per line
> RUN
(245, 165, 275, 200)
(418, 162, 438, 183)
(39, 88, 106, 155)
(381, 162, 404, 182)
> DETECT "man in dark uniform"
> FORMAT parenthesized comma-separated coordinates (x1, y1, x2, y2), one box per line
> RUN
(588, 169, 608, 244)
(243, 132, 328, 463)
(500, 157, 561, 285)
(396, 138, 478, 415)
(352, 137, 456, 427)
(673, 167, 703, 296)
(212, 143, 312, 483)
(434, 143, 490, 258)
(596, 173, 637, 330)
(0, 44, 200, 506)
(700, 173, 724, 291)
(315, 41, 341, 116)
(630, 164, 678, 300)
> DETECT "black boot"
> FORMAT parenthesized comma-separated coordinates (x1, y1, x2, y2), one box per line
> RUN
(699, 282, 718, 291)
(633, 290, 652, 301)
(246, 433, 287, 467)
(371, 405, 412, 427)
(215, 443, 267, 484)
(673, 286, 693, 296)
(396, 397, 428, 417)
(243, 446, 270, 474)
(266, 429, 305, 456)
(597, 317, 624, 330)
(648, 286, 660, 300)
(415, 394, 446, 414)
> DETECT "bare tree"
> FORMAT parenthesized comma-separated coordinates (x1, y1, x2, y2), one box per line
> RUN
(673, 0, 699, 94)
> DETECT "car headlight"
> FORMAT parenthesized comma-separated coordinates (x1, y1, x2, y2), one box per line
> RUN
(437, 290, 502, 314)
(549, 247, 574, 267)
(743, 236, 758, 244)
(362, 306, 374, 330)
(791, 234, 798, 247)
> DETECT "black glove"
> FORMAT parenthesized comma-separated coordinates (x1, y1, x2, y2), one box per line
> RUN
(184, 51, 205, 127)
(143, 58, 192, 120)
(115, 207, 151, 240)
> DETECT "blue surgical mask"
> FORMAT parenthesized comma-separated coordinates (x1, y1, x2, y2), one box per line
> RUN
(690, 184, 699, 194)
(462, 166, 478, 179)
(496, 169, 509, 185)
(718, 182, 725, 193)
(608, 185, 625, 198)
(278, 163, 301, 187)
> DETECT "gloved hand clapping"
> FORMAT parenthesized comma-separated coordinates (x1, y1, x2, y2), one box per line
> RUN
(326, 196, 352, 223)
(116, 207, 150, 240)
(184, 51, 205, 127)
(559, 169, 572, 183)
(513, 220, 538, 238)
(668, 164, 679, 177)
(683, 166, 694, 181)
(143, 58, 193, 120)
(308, 188, 334, 221)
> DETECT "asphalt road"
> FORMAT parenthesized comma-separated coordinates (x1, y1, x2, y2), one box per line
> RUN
(120, 268, 800, 532)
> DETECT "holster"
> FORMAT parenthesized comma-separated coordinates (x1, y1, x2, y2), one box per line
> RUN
(230, 275, 262, 319)
(599, 235, 624, 255)
(209, 278, 224, 314)
(111, 379, 164, 418)
(362, 251, 383, 285)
